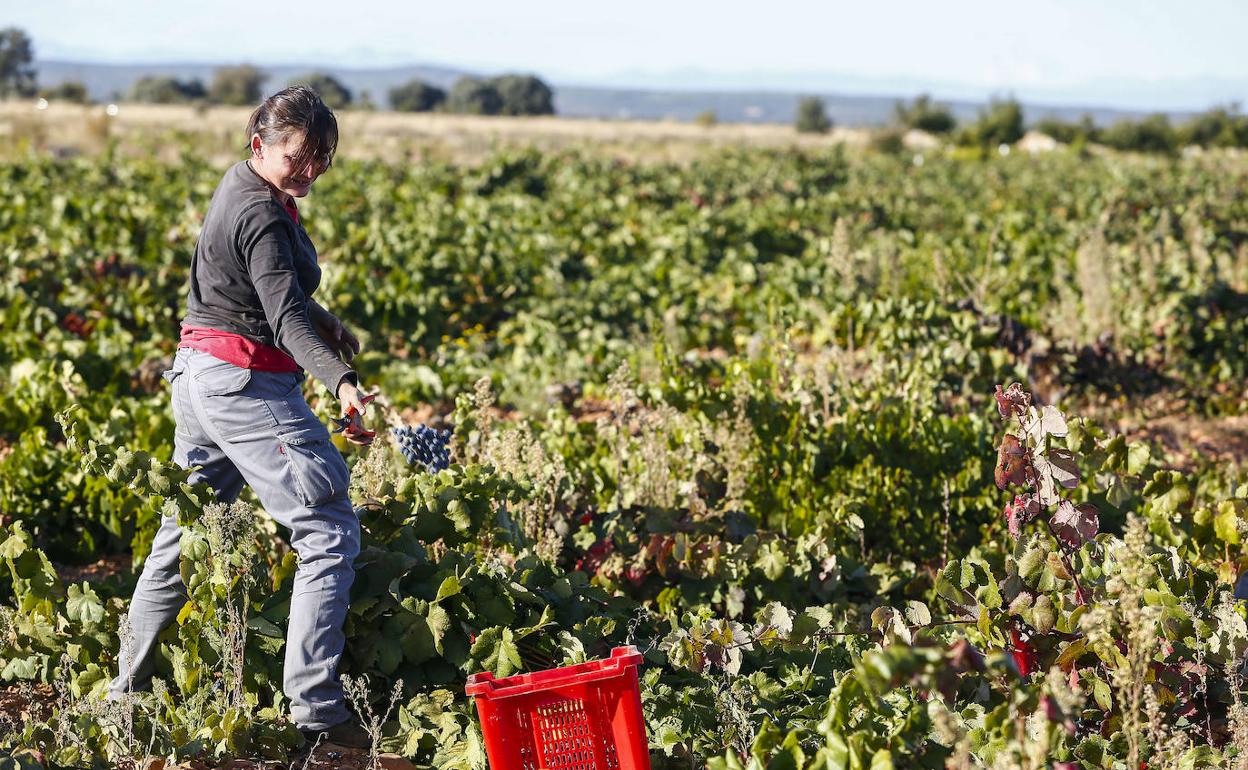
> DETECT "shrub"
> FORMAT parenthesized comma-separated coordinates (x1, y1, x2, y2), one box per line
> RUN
(491, 74, 555, 116)
(209, 65, 265, 106)
(694, 110, 718, 128)
(128, 76, 206, 105)
(446, 76, 503, 115)
(1032, 114, 1098, 145)
(39, 81, 90, 105)
(1178, 105, 1248, 148)
(894, 93, 956, 134)
(795, 96, 831, 134)
(389, 79, 447, 112)
(1099, 113, 1177, 154)
(870, 127, 906, 154)
(289, 71, 351, 109)
(958, 97, 1024, 148)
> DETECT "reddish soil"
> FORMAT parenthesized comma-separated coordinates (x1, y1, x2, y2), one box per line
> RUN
(54, 554, 133, 585)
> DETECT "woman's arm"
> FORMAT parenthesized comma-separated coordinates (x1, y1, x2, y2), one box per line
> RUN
(308, 298, 361, 363)
(239, 215, 357, 399)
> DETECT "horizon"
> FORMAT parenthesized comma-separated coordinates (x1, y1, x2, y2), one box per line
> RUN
(10, 0, 1248, 113)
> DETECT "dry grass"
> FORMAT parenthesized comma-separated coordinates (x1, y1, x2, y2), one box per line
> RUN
(0, 100, 868, 165)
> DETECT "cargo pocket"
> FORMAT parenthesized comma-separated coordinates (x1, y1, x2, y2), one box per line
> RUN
(277, 424, 350, 508)
(195, 362, 279, 440)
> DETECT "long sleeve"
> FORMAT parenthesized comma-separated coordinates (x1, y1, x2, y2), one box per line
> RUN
(238, 211, 357, 398)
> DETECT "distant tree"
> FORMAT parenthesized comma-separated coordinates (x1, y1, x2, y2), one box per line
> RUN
(389, 78, 446, 112)
(491, 74, 554, 116)
(893, 93, 956, 134)
(290, 72, 351, 109)
(1032, 114, 1098, 145)
(1179, 105, 1248, 148)
(39, 80, 90, 104)
(356, 89, 377, 111)
(694, 110, 718, 128)
(210, 65, 265, 106)
(870, 127, 906, 154)
(129, 76, 206, 104)
(446, 76, 503, 115)
(1099, 114, 1177, 154)
(795, 96, 831, 134)
(0, 27, 37, 98)
(959, 97, 1024, 148)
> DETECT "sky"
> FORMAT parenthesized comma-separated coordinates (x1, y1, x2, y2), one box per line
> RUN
(9, 0, 1248, 109)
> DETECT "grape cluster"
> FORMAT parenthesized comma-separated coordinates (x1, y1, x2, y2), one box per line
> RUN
(391, 424, 452, 472)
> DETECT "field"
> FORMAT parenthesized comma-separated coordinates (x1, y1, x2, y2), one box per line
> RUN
(2, 121, 1248, 770)
(0, 102, 865, 164)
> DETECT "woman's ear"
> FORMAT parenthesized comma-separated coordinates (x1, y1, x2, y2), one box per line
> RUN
(250, 133, 263, 158)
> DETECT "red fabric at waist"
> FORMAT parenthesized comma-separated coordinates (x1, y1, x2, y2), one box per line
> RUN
(179, 325, 299, 372)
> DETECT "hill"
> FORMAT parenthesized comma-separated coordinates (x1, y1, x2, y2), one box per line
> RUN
(37, 59, 1190, 126)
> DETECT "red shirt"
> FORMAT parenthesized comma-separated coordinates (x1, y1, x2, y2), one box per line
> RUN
(179, 195, 301, 372)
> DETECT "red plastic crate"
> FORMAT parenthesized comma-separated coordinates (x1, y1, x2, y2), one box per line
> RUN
(466, 646, 652, 770)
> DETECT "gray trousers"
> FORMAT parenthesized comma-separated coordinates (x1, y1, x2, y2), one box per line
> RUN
(107, 347, 359, 731)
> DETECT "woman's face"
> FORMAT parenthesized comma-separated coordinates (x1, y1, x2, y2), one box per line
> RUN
(250, 131, 329, 199)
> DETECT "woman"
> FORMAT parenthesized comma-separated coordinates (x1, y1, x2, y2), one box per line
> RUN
(107, 86, 372, 749)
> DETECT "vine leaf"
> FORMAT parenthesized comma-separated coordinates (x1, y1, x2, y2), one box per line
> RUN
(995, 434, 1028, 490)
(754, 601, 794, 640)
(1037, 405, 1069, 438)
(1032, 454, 1059, 506)
(1046, 448, 1081, 489)
(471, 627, 522, 677)
(1052, 500, 1099, 548)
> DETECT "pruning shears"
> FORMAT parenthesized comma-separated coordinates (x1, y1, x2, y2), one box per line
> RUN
(331, 393, 377, 440)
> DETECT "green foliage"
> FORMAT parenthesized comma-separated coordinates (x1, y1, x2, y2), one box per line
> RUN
(128, 76, 206, 105)
(0, 26, 37, 99)
(958, 97, 1024, 148)
(389, 78, 447, 112)
(490, 74, 555, 116)
(893, 93, 956, 134)
(445, 76, 503, 115)
(1032, 113, 1098, 145)
(2, 144, 1248, 768)
(1178, 105, 1248, 148)
(209, 65, 265, 106)
(794, 96, 831, 134)
(1100, 113, 1177, 154)
(39, 80, 91, 104)
(290, 71, 352, 109)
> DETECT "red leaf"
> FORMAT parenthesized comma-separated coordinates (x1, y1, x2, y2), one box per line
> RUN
(995, 434, 1029, 490)
(1004, 494, 1041, 539)
(1009, 627, 1037, 678)
(1052, 500, 1099, 549)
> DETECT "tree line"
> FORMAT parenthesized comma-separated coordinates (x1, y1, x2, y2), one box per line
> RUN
(0, 26, 555, 116)
(123, 68, 554, 116)
(895, 94, 1248, 153)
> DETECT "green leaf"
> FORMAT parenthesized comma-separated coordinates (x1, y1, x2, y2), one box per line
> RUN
(427, 603, 452, 655)
(869, 749, 894, 770)
(755, 601, 794, 639)
(65, 583, 104, 625)
(1092, 677, 1112, 711)
(904, 600, 931, 627)
(1214, 500, 1243, 545)
(472, 627, 522, 677)
(434, 574, 463, 602)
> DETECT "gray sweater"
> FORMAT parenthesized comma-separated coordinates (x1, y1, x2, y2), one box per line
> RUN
(183, 160, 356, 397)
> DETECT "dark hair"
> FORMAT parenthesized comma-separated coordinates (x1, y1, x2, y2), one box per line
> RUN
(245, 85, 338, 171)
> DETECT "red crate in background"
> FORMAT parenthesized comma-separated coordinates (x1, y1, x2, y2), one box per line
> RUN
(466, 646, 652, 770)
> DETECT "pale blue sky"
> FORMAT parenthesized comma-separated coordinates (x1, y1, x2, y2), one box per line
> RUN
(10, 1, 1248, 108)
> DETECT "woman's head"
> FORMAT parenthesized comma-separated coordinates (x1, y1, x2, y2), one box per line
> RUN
(245, 85, 338, 199)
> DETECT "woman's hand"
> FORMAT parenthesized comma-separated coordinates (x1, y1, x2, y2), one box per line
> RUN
(336, 381, 375, 446)
(311, 304, 361, 363)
